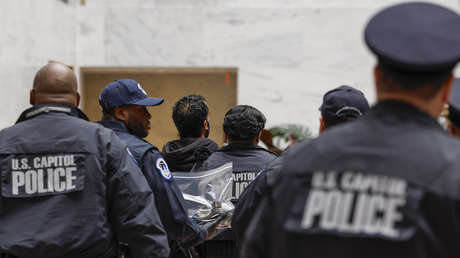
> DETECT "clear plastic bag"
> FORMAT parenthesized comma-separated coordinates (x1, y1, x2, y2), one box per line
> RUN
(173, 163, 234, 229)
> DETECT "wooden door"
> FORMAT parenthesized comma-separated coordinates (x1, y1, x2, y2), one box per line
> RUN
(80, 67, 237, 149)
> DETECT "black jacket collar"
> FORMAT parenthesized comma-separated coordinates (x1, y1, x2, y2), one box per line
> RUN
(16, 103, 89, 124)
(219, 143, 273, 153)
(371, 100, 443, 130)
(98, 119, 157, 151)
(98, 119, 130, 133)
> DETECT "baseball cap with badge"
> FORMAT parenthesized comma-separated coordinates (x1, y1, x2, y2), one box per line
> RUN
(319, 85, 370, 126)
(99, 79, 164, 109)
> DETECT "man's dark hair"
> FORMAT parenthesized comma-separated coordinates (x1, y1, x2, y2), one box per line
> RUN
(172, 95, 209, 138)
(223, 105, 266, 142)
(379, 62, 452, 99)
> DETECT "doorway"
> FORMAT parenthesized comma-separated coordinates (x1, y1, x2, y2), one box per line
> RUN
(80, 67, 238, 149)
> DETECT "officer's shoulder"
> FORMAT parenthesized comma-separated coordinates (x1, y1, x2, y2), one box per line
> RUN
(90, 121, 124, 140)
(207, 147, 225, 158)
(3, 115, 110, 140)
(281, 119, 364, 174)
(0, 124, 15, 146)
(145, 146, 162, 159)
(0, 121, 23, 137)
(125, 137, 161, 159)
(257, 146, 279, 158)
(432, 130, 460, 164)
(256, 148, 279, 165)
(259, 156, 283, 184)
(117, 131, 159, 151)
(192, 150, 223, 171)
(140, 138, 161, 154)
(90, 122, 134, 154)
(55, 116, 114, 136)
(422, 133, 460, 199)
(198, 150, 220, 166)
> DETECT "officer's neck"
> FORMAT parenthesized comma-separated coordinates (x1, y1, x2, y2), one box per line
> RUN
(377, 92, 444, 119)
(227, 138, 259, 145)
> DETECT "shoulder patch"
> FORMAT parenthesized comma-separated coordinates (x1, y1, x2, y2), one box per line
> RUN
(156, 158, 172, 181)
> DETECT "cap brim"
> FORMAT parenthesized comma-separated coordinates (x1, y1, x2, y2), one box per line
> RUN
(133, 97, 164, 106)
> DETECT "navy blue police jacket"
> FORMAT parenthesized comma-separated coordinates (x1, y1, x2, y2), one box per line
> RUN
(98, 120, 207, 248)
(194, 144, 278, 203)
(232, 156, 282, 244)
(232, 143, 305, 244)
(242, 101, 460, 258)
(194, 143, 277, 246)
(0, 104, 170, 258)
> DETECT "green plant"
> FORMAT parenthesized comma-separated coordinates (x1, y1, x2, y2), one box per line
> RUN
(268, 124, 312, 142)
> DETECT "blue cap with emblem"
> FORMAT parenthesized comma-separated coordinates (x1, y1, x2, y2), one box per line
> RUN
(319, 85, 370, 125)
(365, 2, 460, 73)
(98, 79, 164, 109)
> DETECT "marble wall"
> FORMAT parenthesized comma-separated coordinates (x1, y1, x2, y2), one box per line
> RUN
(0, 0, 459, 134)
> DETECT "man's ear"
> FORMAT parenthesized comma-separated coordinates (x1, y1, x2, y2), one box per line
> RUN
(114, 106, 129, 121)
(254, 130, 263, 144)
(223, 131, 228, 143)
(200, 119, 209, 138)
(374, 65, 380, 80)
(203, 119, 209, 131)
(319, 116, 326, 133)
(374, 65, 383, 96)
(441, 74, 454, 104)
(75, 92, 80, 107)
(29, 89, 36, 105)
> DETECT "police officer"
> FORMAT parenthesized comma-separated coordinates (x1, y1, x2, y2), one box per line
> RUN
(0, 63, 170, 258)
(447, 79, 460, 136)
(97, 79, 219, 258)
(241, 3, 460, 258)
(193, 105, 277, 200)
(194, 105, 277, 258)
(232, 85, 370, 244)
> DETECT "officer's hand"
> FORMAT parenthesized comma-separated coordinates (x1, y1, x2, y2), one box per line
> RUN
(203, 212, 230, 240)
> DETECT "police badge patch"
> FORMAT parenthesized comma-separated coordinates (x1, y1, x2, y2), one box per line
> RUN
(1, 153, 86, 198)
(284, 170, 414, 241)
(156, 158, 172, 181)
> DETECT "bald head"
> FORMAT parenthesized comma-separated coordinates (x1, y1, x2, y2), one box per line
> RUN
(30, 62, 79, 106)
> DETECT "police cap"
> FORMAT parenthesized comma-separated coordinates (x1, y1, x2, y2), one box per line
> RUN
(365, 2, 460, 72)
(448, 79, 460, 127)
(319, 85, 370, 124)
(99, 79, 164, 109)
